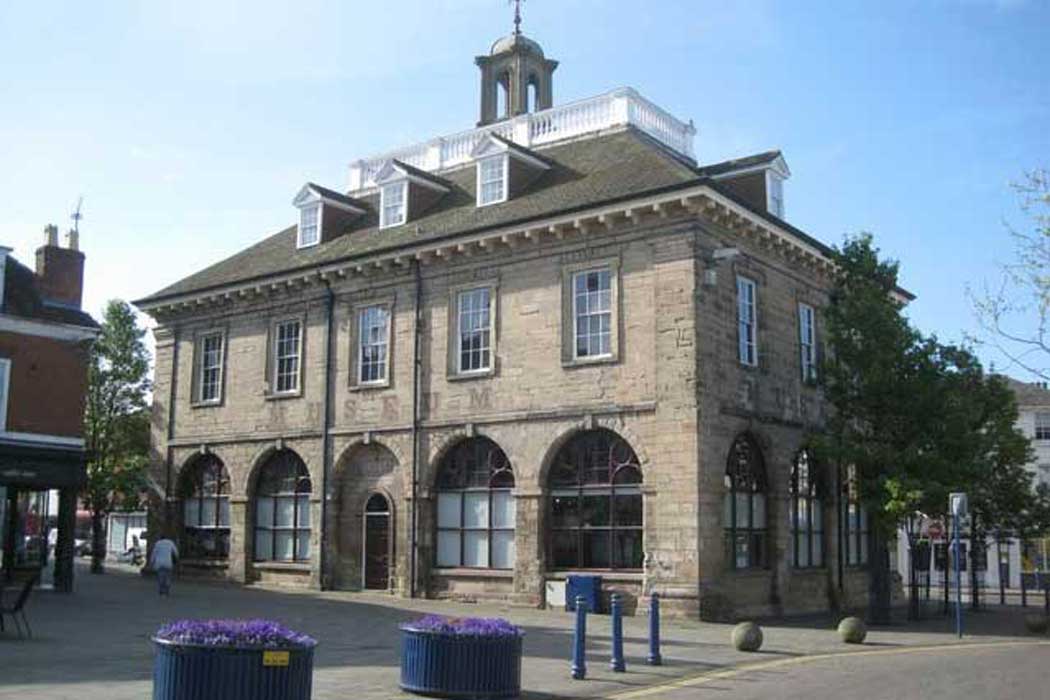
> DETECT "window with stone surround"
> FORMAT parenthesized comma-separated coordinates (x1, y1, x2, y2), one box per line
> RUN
(573, 269, 612, 359)
(737, 276, 758, 366)
(798, 302, 816, 382)
(457, 287, 492, 373)
(358, 305, 390, 385)
(272, 319, 302, 395)
(180, 454, 230, 560)
(253, 450, 312, 563)
(435, 437, 515, 569)
(791, 449, 824, 568)
(298, 203, 320, 248)
(548, 429, 643, 571)
(724, 434, 767, 570)
(194, 332, 224, 404)
(842, 464, 869, 567)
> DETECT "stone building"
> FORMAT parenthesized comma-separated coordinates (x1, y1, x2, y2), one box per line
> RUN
(135, 25, 875, 619)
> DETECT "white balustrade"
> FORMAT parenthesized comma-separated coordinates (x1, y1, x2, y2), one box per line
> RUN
(347, 87, 696, 193)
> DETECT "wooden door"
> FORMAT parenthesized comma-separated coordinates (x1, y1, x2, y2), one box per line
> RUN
(364, 494, 390, 590)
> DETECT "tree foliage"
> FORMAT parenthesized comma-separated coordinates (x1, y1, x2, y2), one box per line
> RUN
(83, 299, 151, 573)
(971, 169, 1050, 379)
(817, 234, 1039, 622)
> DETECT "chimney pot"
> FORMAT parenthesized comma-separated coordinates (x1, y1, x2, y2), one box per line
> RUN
(44, 224, 59, 247)
(65, 228, 79, 251)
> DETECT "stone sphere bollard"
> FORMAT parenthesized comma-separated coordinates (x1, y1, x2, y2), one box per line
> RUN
(731, 621, 763, 652)
(837, 616, 867, 644)
(1023, 614, 1049, 634)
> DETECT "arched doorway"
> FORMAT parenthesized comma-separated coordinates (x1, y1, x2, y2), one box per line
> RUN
(363, 493, 392, 590)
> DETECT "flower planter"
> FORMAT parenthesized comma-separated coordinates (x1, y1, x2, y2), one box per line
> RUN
(400, 617, 523, 699)
(152, 620, 316, 700)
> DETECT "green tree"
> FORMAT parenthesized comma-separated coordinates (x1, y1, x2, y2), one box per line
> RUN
(83, 300, 151, 573)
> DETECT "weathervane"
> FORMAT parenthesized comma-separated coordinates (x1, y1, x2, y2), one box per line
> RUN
(71, 196, 84, 235)
(510, 0, 524, 35)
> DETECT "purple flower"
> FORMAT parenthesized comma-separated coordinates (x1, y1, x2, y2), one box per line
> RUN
(155, 619, 316, 648)
(404, 615, 523, 637)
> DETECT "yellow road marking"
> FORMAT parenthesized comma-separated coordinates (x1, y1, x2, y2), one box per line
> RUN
(606, 640, 1050, 700)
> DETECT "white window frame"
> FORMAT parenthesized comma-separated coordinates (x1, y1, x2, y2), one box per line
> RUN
(380, 181, 407, 229)
(1036, 412, 1050, 441)
(0, 357, 10, 431)
(357, 305, 390, 386)
(766, 171, 784, 219)
(196, 332, 225, 405)
(476, 154, 508, 207)
(297, 203, 322, 249)
(798, 302, 816, 382)
(457, 287, 493, 374)
(572, 268, 614, 360)
(272, 319, 303, 395)
(737, 276, 758, 367)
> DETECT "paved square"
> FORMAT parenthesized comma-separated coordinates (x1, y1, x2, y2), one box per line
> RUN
(0, 563, 1040, 700)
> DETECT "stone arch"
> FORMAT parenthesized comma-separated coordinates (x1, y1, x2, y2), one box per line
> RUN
(331, 441, 403, 591)
(536, 420, 651, 491)
(174, 451, 232, 561)
(249, 448, 314, 564)
(724, 431, 769, 570)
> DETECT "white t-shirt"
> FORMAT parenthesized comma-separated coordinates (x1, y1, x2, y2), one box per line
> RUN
(150, 539, 179, 570)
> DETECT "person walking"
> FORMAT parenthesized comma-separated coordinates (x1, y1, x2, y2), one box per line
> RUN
(149, 535, 179, 596)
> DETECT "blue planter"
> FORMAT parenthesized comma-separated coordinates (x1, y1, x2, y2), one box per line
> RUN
(400, 627, 523, 699)
(153, 638, 315, 700)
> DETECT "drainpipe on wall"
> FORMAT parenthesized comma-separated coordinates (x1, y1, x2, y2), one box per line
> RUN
(410, 260, 422, 598)
(319, 282, 336, 591)
(165, 327, 180, 536)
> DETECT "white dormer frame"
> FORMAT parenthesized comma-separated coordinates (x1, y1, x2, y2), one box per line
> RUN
(470, 135, 550, 208)
(373, 160, 450, 229)
(710, 153, 791, 220)
(476, 154, 509, 207)
(292, 184, 366, 249)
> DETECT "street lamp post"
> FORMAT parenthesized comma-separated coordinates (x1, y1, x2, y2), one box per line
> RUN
(950, 493, 968, 639)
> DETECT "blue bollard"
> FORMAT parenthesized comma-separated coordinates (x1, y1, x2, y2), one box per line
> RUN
(610, 593, 625, 672)
(571, 595, 588, 680)
(647, 592, 662, 666)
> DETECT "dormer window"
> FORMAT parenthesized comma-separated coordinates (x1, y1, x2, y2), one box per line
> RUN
(478, 155, 508, 206)
(292, 183, 366, 249)
(767, 172, 784, 219)
(380, 181, 407, 229)
(298, 203, 321, 248)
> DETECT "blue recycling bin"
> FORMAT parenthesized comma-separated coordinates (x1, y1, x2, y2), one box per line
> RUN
(565, 575, 602, 614)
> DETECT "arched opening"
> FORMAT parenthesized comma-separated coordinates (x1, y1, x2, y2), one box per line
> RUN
(547, 429, 643, 571)
(363, 493, 392, 589)
(497, 71, 511, 119)
(179, 454, 230, 560)
(842, 464, 869, 566)
(253, 449, 312, 562)
(791, 449, 824, 568)
(435, 437, 515, 569)
(527, 75, 540, 113)
(724, 434, 767, 570)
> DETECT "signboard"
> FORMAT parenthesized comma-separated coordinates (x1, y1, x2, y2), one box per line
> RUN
(262, 651, 290, 667)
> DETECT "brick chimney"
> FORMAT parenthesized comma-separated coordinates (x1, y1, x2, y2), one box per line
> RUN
(35, 223, 85, 309)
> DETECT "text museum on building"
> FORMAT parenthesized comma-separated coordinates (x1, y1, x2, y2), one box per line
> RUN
(135, 26, 878, 620)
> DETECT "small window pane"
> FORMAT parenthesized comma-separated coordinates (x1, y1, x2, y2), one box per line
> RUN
(200, 499, 216, 527)
(582, 531, 611, 568)
(437, 493, 462, 528)
(296, 532, 310, 561)
(463, 492, 489, 529)
(492, 491, 515, 529)
(274, 531, 294, 561)
(296, 495, 311, 528)
(492, 531, 515, 569)
(275, 497, 295, 527)
(218, 498, 230, 527)
(613, 529, 643, 569)
(614, 493, 642, 527)
(735, 492, 751, 528)
(184, 500, 199, 527)
(752, 493, 766, 528)
(437, 531, 461, 567)
(255, 497, 274, 527)
(463, 531, 489, 567)
(254, 529, 273, 561)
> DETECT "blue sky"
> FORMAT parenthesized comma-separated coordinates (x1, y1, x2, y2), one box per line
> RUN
(1, 1, 1047, 377)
